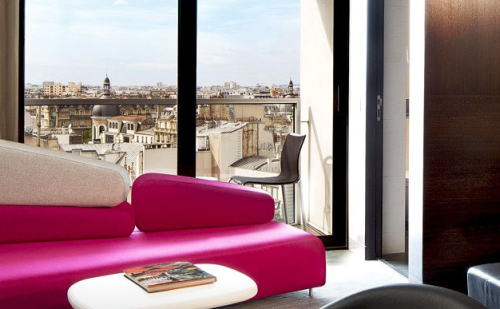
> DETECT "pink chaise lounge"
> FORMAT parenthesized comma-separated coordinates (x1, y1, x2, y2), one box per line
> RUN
(0, 139, 326, 309)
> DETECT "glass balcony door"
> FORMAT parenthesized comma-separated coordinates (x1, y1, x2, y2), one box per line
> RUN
(196, 0, 303, 226)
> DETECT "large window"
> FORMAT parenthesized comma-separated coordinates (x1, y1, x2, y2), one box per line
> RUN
(23, 1, 341, 240)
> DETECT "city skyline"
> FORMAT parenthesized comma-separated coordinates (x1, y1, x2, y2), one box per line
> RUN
(25, 79, 298, 88)
(25, 0, 300, 87)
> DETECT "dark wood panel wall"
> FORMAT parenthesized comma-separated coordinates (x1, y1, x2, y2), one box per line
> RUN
(423, 0, 500, 292)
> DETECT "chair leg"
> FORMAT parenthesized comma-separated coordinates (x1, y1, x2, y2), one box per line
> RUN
(281, 185, 288, 224)
(309, 288, 313, 297)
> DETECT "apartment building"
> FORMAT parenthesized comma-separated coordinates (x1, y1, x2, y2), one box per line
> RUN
(43, 83, 68, 97)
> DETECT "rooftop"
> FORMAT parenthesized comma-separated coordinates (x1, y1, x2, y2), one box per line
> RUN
(196, 121, 248, 135)
(230, 155, 270, 170)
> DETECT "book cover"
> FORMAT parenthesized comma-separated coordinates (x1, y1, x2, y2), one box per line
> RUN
(123, 261, 217, 293)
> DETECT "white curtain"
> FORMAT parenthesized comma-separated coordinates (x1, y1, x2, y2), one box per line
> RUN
(0, 0, 20, 142)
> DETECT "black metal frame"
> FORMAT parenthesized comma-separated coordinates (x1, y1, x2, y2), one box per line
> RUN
(365, 0, 384, 259)
(320, 0, 349, 249)
(177, 0, 197, 177)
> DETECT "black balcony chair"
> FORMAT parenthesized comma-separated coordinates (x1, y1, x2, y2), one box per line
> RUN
(319, 284, 486, 309)
(228, 133, 306, 224)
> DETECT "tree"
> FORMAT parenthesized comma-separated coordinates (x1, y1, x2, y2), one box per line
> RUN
(82, 130, 92, 144)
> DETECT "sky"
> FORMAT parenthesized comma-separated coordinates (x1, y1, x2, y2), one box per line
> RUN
(25, 0, 300, 87)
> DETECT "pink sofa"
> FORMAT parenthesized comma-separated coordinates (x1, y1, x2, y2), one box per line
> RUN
(0, 140, 326, 309)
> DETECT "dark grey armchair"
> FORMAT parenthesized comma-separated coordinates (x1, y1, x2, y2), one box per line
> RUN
(320, 284, 486, 309)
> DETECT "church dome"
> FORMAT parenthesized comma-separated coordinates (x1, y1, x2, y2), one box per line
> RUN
(92, 74, 119, 117)
(92, 104, 120, 118)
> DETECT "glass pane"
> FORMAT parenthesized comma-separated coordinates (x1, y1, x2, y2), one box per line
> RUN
(197, 1, 304, 226)
(24, 0, 178, 182)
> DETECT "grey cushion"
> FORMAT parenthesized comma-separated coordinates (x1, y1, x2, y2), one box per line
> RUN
(468, 263, 500, 309)
(0, 139, 130, 207)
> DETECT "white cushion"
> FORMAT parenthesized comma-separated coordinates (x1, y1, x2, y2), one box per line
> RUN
(0, 139, 130, 207)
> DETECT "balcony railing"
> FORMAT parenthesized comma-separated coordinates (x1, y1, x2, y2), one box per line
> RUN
(24, 97, 301, 224)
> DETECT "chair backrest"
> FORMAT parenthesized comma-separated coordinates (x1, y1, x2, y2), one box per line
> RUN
(320, 284, 486, 309)
(278, 133, 306, 183)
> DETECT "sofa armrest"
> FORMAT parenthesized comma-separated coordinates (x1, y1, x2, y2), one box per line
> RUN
(0, 139, 130, 207)
(132, 173, 275, 231)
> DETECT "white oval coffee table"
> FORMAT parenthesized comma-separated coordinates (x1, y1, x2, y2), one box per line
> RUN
(68, 264, 258, 309)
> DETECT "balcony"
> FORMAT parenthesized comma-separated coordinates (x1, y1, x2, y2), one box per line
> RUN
(24, 97, 302, 226)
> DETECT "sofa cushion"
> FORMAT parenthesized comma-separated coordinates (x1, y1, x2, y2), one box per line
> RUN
(0, 202, 135, 244)
(0, 139, 130, 207)
(0, 222, 326, 309)
(133, 173, 275, 231)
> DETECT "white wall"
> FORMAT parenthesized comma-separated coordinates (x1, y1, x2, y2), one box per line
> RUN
(208, 133, 222, 178)
(143, 148, 177, 175)
(348, 0, 368, 247)
(144, 148, 215, 179)
(196, 151, 212, 178)
(382, 0, 408, 254)
(257, 125, 275, 158)
(408, 0, 425, 284)
(54, 134, 70, 145)
(300, 0, 334, 234)
(207, 131, 242, 182)
(220, 131, 242, 181)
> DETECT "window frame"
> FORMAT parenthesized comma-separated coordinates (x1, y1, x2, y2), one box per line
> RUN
(18, 0, 349, 248)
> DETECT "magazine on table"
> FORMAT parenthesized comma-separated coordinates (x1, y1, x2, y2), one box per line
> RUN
(123, 261, 216, 293)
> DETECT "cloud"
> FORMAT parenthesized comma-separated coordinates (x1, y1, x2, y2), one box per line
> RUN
(124, 62, 177, 70)
(25, 0, 299, 86)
